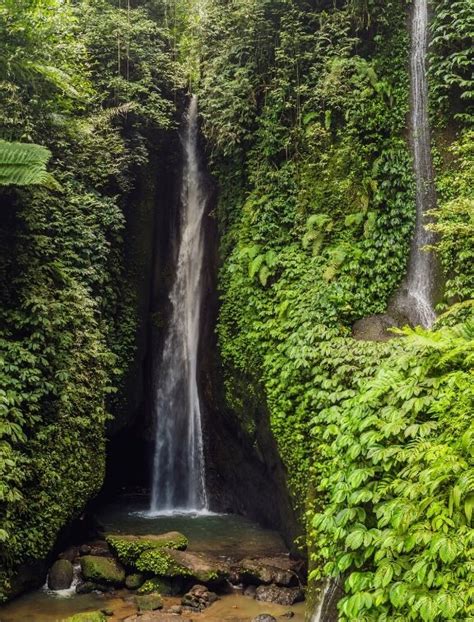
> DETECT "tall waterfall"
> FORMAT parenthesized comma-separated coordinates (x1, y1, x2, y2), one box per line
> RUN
(394, 0, 437, 328)
(150, 95, 209, 514)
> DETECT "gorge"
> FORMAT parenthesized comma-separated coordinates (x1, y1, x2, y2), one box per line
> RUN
(0, 1, 472, 621)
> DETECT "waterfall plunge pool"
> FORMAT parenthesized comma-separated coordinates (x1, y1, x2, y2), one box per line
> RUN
(0, 495, 305, 621)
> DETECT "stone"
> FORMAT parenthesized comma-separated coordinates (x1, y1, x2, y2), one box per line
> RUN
(59, 546, 80, 562)
(244, 584, 257, 598)
(251, 616, 277, 622)
(167, 605, 182, 614)
(125, 573, 145, 590)
(136, 547, 229, 583)
(124, 615, 188, 622)
(181, 584, 218, 612)
(80, 555, 125, 586)
(47, 559, 73, 590)
(63, 613, 107, 622)
(352, 314, 398, 342)
(134, 593, 164, 612)
(255, 584, 304, 606)
(238, 556, 298, 586)
(138, 576, 181, 596)
(107, 532, 188, 565)
(101, 609, 114, 617)
(281, 613, 295, 618)
(79, 544, 92, 556)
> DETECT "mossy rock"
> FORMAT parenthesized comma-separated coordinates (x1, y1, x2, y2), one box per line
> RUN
(125, 573, 145, 590)
(80, 556, 125, 586)
(107, 532, 188, 566)
(137, 576, 178, 595)
(136, 548, 229, 583)
(134, 593, 163, 612)
(63, 612, 107, 622)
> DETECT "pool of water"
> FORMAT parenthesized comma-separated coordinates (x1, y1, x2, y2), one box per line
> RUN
(95, 495, 288, 558)
(0, 497, 303, 621)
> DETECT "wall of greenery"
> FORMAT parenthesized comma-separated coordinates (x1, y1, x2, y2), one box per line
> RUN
(0, 0, 182, 599)
(197, 0, 473, 619)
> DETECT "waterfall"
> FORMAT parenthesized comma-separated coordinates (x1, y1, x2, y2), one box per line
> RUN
(393, 0, 437, 328)
(310, 579, 339, 622)
(150, 95, 209, 514)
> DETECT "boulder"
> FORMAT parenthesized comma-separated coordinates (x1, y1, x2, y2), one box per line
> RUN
(59, 546, 80, 563)
(181, 584, 218, 611)
(125, 573, 145, 590)
(136, 548, 229, 584)
(107, 532, 188, 565)
(80, 555, 125, 587)
(255, 584, 304, 606)
(76, 581, 112, 594)
(135, 593, 163, 612)
(352, 314, 397, 342)
(251, 616, 277, 622)
(138, 576, 181, 596)
(47, 559, 73, 590)
(238, 556, 298, 586)
(244, 584, 257, 598)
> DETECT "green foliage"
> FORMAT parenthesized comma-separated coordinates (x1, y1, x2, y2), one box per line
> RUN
(311, 322, 474, 621)
(80, 555, 125, 586)
(0, 141, 53, 187)
(0, 0, 180, 601)
(107, 533, 188, 566)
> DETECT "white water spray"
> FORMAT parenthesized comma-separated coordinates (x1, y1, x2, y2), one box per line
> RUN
(394, 0, 437, 328)
(150, 95, 209, 514)
(310, 579, 339, 622)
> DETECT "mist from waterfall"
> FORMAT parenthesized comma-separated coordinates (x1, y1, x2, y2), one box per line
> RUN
(150, 95, 209, 514)
(394, 0, 437, 328)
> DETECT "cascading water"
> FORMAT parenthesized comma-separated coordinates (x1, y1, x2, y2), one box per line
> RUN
(393, 0, 437, 328)
(310, 579, 339, 622)
(150, 95, 209, 514)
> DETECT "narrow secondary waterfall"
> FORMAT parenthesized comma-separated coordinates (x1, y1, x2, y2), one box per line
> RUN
(150, 95, 209, 514)
(310, 579, 339, 622)
(394, 0, 437, 328)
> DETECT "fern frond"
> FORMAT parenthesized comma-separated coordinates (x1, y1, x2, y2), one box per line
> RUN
(0, 140, 53, 187)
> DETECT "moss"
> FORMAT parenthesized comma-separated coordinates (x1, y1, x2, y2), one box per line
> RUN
(107, 532, 188, 566)
(135, 549, 188, 577)
(137, 577, 175, 595)
(63, 612, 107, 622)
(134, 593, 163, 612)
(80, 556, 125, 586)
(125, 573, 145, 590)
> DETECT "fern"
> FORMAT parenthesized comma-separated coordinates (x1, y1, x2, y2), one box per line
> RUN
(0, 140, 54, 187)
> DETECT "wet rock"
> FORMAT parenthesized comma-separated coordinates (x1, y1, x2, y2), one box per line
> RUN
(124, 615, 188, 622)
(281, 613, 295, 618)
(59, 546, 80, 563)
(48, 559, 73, 590)
(135, 592, 164, 612)
(136, 548, 229, 584)
(255, 584, 304, 606)
(138, 576, 182, 595)
(167, 605, 182, 614)
(79, 544, 92, 556)
(125, 573, 145, 590)
(251, 616, 277, 622)
(107, 532, 188, 566)
(80, 555, 125, 586)
(244, 584, 257, 598)
(101, 609, 114, 617)
(238, 556, 298, 587)
(182, 584, 218, 611)
(89, 540, 112, 557)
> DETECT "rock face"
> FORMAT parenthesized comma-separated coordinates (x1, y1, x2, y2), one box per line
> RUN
(238, 556, 299, 586)
(352, 314, 398, 342)
(80, 555, 125, 587)
(181, 584, 218, 611)
(47, 559, 73, 590)
(255, 584, 304, 606)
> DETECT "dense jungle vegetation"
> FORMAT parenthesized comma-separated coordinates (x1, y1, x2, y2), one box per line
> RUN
(1, 0, 473, 620)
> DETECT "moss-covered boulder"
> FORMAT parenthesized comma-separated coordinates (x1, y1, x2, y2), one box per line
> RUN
(63, 612, 107, 622)
(125, 573, 145, 590)
(137, 576, 180, 595)
(106, 532, 188, 566)
(135, 548, 229, 583)
(135, 592, 163, 612)
(80, 556, 125, 587)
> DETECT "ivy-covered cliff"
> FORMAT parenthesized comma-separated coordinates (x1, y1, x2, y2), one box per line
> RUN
(1, 0, 473, 620)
